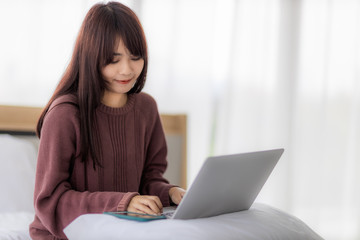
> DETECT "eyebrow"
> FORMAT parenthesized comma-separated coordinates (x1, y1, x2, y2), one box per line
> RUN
(113, 53, 123, 56)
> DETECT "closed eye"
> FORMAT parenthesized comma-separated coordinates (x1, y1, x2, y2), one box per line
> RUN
(131, 56, 142, 61)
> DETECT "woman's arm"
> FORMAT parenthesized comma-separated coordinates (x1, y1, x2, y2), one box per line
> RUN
(33, 103, 137, 238)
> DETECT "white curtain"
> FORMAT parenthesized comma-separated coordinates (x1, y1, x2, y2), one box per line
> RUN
(142, 1, 360, 239)
(290, 0, 360, 238)
(1, 0, 359, 239)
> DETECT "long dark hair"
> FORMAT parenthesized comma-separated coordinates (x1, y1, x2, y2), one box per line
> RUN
(37, 2, 148, 169)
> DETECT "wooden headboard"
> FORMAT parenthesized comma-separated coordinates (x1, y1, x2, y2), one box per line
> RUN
(0, 105, 42, 134)
(0, 104, 187, 187)
(160, 114, 187, 188)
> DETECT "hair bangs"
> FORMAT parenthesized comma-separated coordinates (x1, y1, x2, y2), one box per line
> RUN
(99, 7, 146, 66)
(121, 25, 146, 58)
(114, 10, 147, 59)
(97, 9, 121, 67)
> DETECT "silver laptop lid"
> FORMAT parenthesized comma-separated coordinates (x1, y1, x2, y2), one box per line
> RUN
(172, 148, 284, 219)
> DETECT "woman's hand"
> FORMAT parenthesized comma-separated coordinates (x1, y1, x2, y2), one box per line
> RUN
(127, 195, 163, 215)
(169, 187, 186, 205)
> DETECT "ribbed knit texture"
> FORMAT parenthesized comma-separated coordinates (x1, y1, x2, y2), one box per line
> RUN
(29, 93, 176, 240)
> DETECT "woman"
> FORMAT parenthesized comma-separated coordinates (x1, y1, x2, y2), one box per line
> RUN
(30, 2, 186, 239)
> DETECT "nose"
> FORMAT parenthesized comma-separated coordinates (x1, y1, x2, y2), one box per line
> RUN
(118, 59, 132, 77)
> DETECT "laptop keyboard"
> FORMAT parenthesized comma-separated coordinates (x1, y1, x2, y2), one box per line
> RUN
(162, 206, 177, 218)
(162, 211, 174, 218)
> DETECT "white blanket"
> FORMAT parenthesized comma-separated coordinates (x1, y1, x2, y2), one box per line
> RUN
(64, 203, 323, 240)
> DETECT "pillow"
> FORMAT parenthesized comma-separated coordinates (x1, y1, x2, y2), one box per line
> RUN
(0, 134, 38, 213)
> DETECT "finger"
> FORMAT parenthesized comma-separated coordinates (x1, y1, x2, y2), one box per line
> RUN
(133, 209, 147, 215)
(131, 197, 160, 215)
(170, 189, 179, 202)
(128, 206, 146, 215)
(175, 190, 186, 204)
(127, 205, 146, 214)
(176, 195, 182, 204)
(128, 197, 151, 214)
(128, 196, 164, 215)
(133, 201, 158, 215)
(150, 196, 163, 211)
(140, 198, 162, 215)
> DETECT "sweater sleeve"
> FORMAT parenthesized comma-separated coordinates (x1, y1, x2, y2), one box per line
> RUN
(139, 99, 178, 206)
(33, 103, 137, 238)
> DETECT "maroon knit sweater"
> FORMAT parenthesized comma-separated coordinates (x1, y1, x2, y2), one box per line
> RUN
(29, 93, 176, 239)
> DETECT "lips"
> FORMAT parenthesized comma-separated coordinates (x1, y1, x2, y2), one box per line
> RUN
(115, 79, 132, 84)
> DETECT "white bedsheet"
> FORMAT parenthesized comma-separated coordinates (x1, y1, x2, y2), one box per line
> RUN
(64, 203, 323, 240)
(0, 212, 33, 240)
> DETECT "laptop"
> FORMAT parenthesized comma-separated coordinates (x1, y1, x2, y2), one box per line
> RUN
(163, 148, 284, 219)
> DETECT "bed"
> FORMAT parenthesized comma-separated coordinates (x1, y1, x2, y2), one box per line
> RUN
(0, 104, 323, 240)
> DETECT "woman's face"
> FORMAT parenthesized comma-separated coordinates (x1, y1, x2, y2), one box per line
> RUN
(101, 39, 144, 97)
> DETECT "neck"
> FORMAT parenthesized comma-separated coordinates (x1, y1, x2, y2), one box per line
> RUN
(101, 91, 128, 108)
